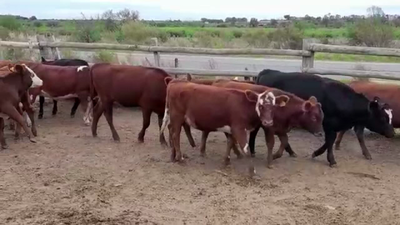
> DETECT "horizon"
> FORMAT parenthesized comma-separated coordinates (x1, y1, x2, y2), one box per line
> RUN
(0, 0, 400, 21)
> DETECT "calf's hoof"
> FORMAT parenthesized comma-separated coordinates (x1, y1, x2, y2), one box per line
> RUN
(38, 114, 43, 119)
(364, 154, 372, 160)
(272, 153, 282, 160)
(311, 152, 318, 158)
(289, 152, 298, 158)
(1, 145, 8, 150)
(251, 153, 256, 158)
(329, 161, 337, 168)
(29, 138, 37, 143)
(70, 114, 75, 118)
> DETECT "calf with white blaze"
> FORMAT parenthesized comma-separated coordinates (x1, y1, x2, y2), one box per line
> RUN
(256, 69, 395, 167)
(160, 78, 286, 176)
(0, 64, 43, 148)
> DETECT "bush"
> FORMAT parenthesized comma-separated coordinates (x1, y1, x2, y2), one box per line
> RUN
(0, 16, 21, 31)
(93, 50, 115, 63)
(73, 21, 102, 43)
(348, 18, 394, 47)
(242, 29, 271, 48)
(0, 26, 10, 40)
(121, 21, 158, 44)
(33, 21, 42, 27)
(268, 26, 303, 49)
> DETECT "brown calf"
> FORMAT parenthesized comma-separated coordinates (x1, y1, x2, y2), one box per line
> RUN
(0, 64, 43, 148)
(21, 62, 92, 125)
(189, 79, 324, 167)
(160, 78, 289, 176)
(335, 80, 397, 150)
(90, 63, 195, 146)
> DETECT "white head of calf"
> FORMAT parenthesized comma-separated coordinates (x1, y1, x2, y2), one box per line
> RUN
(21, 64, 43, 88)
(245, 90, 290, 127)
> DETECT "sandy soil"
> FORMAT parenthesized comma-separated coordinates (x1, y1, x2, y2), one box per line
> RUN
(1, 101, 400, 225)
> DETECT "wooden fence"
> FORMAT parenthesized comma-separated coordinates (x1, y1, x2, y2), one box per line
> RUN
(1, 37, 400, 81)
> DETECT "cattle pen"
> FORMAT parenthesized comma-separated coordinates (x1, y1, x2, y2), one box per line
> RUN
(2, 37, 400, 224)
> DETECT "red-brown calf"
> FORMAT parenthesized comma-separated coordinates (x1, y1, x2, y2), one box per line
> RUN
(20, 62, 92, 125)
(0, 64, 42, 149)
(90, 63, 195, 146)
(188, 79, 324, 167)
(160, 78, 289, 176)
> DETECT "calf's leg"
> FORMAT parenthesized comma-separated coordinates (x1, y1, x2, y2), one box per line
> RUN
(354, 125, 371, 160)
(231, 127, 255, 176)
(1, 104, 36, 143)
(200, 131, 209, 157)
(183, 123, 196, 147)
(52, 100, 58, 116)
(223, 133, 235, 165)
(248, 126, 261, 158)
(263, 127, 275, 169)
(158, 113, 168, 146)
(0, 118, 7, 149)
(334, 129, 348, 150)
(78, 94, 91, 126)
(138, 109, 152, 143)
(273, 133, 289, 160)
(103, 101, 120, 142)
(312, 130, 337, 167)
(171, 119, 184, 162)
(70, 98, 81, 118)
(91, 100, 104, 137)
(21, 94, 37, 137)
(38, 96, 45, 119)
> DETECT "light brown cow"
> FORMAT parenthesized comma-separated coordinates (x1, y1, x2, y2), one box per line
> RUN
(160, 78, 290, 176)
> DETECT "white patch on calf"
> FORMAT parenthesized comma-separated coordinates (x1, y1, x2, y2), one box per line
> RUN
(217, 125, 232, 134)
(385, 109, 393, 125)
(243, 143, 249, 154)
(22, 64, 43, 88)
(24, 112, 31, 127)
(77, 66, 88, 72)
(266, 92, 276, 105)
(255, 91, 276, 117)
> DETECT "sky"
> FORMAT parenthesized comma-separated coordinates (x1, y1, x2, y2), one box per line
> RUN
(0, 0, 399, 20)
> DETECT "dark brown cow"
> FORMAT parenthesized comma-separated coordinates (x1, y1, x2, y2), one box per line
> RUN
(188, 79, 324, 167)
(90, 63, 195, 146)
(160, 78, 290, 176)
(0, 64, 43, 148)
(335, 80, 397, 150)
(21, 62, 92, 125)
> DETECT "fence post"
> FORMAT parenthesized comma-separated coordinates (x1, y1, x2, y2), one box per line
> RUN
(174, 58, 179, 78)
(152, 37, 161, 67)
(0, 39, 4, 60)
(301, 39, 314, 72)
(36, 34, 61, 60)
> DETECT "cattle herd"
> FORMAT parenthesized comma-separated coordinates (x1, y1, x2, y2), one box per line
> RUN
(0, 57, 397, 177)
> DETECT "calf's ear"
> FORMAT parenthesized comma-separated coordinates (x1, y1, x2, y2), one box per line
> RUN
(164, 77, 174, 86)
(302, 101, 312, 112)
(309, 96, 318, 105)
(276, 95, 290, 107)
(14, 65, 24, 74)
(368, 100, 379, 111)
(245, 90, 258, 103)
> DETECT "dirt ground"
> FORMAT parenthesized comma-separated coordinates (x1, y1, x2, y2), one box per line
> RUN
(1, 101, 400, 225)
